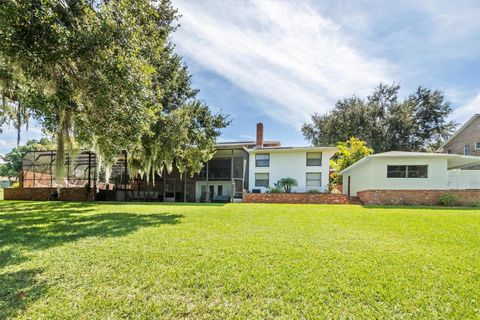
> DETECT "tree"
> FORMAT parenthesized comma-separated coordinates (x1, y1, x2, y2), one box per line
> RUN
(302, 83, 456, 152)
(0, 138, 55, 181)
(277, 177, 298, 193)
(0, 59, 31, 145)
(0, 0, 228, 182)
(330, 138, 373, 185)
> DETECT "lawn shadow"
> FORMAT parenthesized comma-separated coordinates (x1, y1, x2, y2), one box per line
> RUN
(0, 201, 183, 316)
(0, 268, 47, 319)
(0, 202, 183, 251)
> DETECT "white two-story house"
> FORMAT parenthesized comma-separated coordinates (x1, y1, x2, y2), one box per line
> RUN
(248, 123, 337, 193)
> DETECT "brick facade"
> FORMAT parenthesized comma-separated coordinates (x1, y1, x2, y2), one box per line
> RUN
(442, 115, 480, 157)
(357, 189, 480, 206)
(243, 192, 351, 204)
(4, 187, 95, 201)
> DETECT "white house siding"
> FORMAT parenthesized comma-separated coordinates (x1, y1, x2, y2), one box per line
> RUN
(343, 157, 449, 196)
(448, 170, 480, 189)
(248, 150, 335, 193)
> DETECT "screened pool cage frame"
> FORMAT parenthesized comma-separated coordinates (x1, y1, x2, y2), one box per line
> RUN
(20, 148, 249, 202)
(21, 150, 98, 188)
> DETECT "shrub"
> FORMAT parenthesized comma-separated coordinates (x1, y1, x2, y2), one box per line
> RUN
(267, 182, 282, 193)
(277, 177, 298, 193)
(467, 201, 480, 207)
(307, 189, 320, 194)
(438, 193, 457, 206)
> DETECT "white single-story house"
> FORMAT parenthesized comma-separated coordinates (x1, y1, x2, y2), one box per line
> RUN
(248, 146, 338, 193)
(340, 151, 480, 196)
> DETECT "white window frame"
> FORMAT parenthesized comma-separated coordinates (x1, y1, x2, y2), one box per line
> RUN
(306, 152, 322, 166)
(255, 153, 270, 167)
(306, 172, 322, 188)
(255, 173, 269, 187)
(475, 142, 480, 150)
(387, 165, 428, 178)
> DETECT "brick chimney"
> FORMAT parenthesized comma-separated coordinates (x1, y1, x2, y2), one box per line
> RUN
(256, 122, 264, 148)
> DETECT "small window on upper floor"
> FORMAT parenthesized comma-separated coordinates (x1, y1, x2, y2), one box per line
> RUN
(306, 152, 322, 166)
(255, 153, 270, 167)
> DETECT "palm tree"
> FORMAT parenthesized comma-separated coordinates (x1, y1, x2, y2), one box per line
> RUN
(278, 177, 298, 193)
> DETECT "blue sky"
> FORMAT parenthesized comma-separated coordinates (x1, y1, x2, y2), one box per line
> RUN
(1, 0, 479, 155)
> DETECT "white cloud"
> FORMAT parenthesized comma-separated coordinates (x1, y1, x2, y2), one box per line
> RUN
(452, 93, 480, 123)
(0, 140, 7, 148)
(173, 0, 392, 127)
(239, 134, 254, 140)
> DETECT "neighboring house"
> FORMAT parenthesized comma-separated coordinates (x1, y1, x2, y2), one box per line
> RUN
(340, 151, 480, 196)
(0, 176, 11, 188)
(437, 113, 480, 158)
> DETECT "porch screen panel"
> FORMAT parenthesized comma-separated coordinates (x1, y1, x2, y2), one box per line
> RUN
(208, 157, 232, 179)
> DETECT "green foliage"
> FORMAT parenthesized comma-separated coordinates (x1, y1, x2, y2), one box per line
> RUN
(267, 181, 283, 193)
(330, 138, 373, 184)
(0, 138, 55, 180)
(0, 0, 227, 182)
(9, 181, 19, 188)
(277, 177, 298, 193)
(0, 202, 479, 318)
(302, 83, 456, 152)
(438, 193, 457, 207)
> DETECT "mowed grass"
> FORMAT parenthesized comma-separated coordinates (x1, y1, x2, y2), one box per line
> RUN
(1, 202, 479, 319)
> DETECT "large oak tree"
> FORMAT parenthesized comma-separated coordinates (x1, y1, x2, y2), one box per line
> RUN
(302, 83, 456, 152)
(0, 0, 228, 182)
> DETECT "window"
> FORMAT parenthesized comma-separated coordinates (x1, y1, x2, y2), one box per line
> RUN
(406, 166, 428, 178)
(306, 152, 322, 166)
(255, 153, 270, 167)
(476, 142, 480, 150)
(464, 145, 470, 155)
(217, 185, 223, 196)
(306, 172, 322, 187)
(387, 165, 406, 178)
(255, 173, 269, 187)
(387, 165, 428, 178)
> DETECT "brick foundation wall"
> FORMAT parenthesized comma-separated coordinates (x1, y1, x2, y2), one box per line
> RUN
(4, 188, 95, 201)
(358, 189, 480, 206)
(243, 192, 350, 204)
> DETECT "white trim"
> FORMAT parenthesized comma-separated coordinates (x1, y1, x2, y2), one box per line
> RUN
(249, 146, 338, 154)
(340, 151, 480, 175)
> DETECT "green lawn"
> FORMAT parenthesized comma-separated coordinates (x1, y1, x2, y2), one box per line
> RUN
(1, 202, 479, 319)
